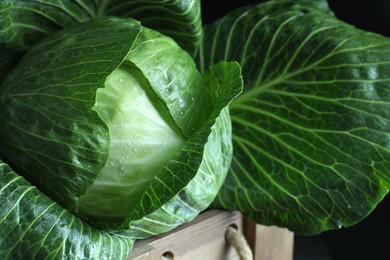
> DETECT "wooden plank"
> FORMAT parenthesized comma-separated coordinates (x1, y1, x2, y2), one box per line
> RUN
(128, 210, 243, 259)
(252, 225, 294, 260)
(126, 245, 157, 260)
(127, 210, 294, 260)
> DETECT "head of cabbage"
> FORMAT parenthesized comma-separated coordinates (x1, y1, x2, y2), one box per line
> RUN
(0, 17, 242, 238)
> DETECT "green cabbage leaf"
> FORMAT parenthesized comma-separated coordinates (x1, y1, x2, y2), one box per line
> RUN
(0, 159, 134, 259)
(0, 0, 201, 85)
(197, 0, 390, 235)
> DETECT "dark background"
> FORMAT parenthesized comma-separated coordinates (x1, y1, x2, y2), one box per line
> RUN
(200, 0, 390, 259)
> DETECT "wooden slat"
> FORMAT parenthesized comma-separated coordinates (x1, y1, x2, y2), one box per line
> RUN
(253, 225, 294, 260)
(127, 210, 294, 260)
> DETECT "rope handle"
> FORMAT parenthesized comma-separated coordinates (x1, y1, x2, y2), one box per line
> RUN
(225, 226, 254, 260)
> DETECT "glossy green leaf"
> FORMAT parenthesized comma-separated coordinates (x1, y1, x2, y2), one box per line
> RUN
(0, 17, 142, 211)
(0, 159, 134, 259)
(103, 0, 202, 57)
(198, 0, 390, 234)
(0, 0, 100, 51)
(125, 26, 211, 138)
(0, 0, 202, 84)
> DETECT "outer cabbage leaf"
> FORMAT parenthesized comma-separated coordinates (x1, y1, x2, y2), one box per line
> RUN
(0, 0, 100, 51)
(0, 17, 142, 211)
(0, 0, 201, 85)
(0, 159, 133, 260)
(198, 0, 390, 234)
(103, 0, 202, 57)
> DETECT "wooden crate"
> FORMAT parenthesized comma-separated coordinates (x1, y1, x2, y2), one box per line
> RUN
(127, 209, 293, 260)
